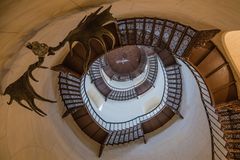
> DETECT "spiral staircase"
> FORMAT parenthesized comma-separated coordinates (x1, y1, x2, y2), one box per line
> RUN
(52, 16, 240, 160)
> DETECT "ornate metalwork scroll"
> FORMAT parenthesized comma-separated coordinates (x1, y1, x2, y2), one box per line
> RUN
(194, 29, 220, 48)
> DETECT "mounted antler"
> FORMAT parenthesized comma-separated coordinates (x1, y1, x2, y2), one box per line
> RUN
(48, 5, 116, 72)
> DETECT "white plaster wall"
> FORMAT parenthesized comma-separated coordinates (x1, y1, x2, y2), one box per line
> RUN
(0, 0, 239, 159)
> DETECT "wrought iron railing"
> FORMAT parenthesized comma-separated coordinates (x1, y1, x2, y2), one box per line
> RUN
(182, 58, 228, 160)
(99, 56, 146, 90)
(101, 55, 157, 91)
(80, 62, 168, 132)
